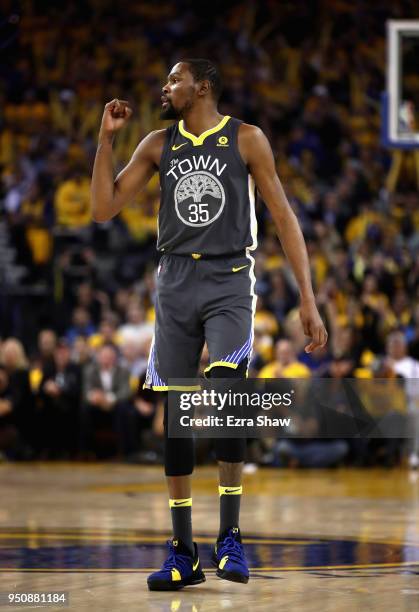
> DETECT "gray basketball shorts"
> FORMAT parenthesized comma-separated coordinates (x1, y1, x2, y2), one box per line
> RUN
(144, 251, 256, 391)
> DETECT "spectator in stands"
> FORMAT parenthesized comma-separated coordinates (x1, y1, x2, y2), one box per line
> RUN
(71, 336, 94, 371)
(39, 340, 82, 458)
(88, 315, 121, 350)
(120, 340, 147, 380)
(0, 365, 22, 460)
(324, 326, 359, 379)
(74, 282, 107, 327)
(386, 331, 419, 380)
(54, 167, 91, 231)
(385, 331, 419, 469)
(19, 180, 53, 273)
(0, 339, 34, 457)
(113, 288, 132, 322)
(37, 329, 57, 368)
(29, 329, 58, 395)
(66, 307, 96, 345)
(118, 302, 154, 348)
(258, 339, 311, 378)
(80, 344, 135, 458)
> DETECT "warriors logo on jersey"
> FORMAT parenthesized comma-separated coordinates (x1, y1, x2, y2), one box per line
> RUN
(174, 170, 225, 227)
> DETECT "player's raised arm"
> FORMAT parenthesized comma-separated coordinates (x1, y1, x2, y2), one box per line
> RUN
(239, 123, 328, 353)
(91, 98, 165, 222)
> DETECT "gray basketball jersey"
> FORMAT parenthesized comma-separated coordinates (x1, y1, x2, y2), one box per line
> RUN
(157, 116, 257, 255)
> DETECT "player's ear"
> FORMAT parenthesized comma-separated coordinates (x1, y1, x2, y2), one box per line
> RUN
(198, 80, 210, 97)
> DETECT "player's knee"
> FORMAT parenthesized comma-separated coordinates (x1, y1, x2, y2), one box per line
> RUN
(164, 437, 195, 476)
(215, 437, 246, 463)
(164, 394, 195, 476)
(210, 361, 247, 462)
(209, 359, 248, 379)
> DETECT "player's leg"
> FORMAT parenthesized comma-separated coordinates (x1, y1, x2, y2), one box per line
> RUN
(164, 392, 194, 555)
(145, 254, 205, 590)
(209, 361, 249, 583)
(148, 393, 205, 591)
(201, 253, 256, 583)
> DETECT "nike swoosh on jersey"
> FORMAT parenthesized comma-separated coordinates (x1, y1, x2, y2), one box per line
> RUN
(172, 143, 187, 151)
(232, 265, 249, 273)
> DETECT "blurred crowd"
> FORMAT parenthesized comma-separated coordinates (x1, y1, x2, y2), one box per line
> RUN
(0, 0, 418, 466)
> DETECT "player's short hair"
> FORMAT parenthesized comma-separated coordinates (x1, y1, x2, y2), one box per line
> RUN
(182, 58, 223, 102)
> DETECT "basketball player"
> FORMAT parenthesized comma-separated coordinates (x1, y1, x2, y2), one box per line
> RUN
(91, 59, 327, 590)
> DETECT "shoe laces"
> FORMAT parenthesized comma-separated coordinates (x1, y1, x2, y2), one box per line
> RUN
(219, 532, 244, 562)
(161, 540, 192, 574)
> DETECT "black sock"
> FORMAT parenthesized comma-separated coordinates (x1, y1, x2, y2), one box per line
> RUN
(170, 498, 193, 555)
(218, 485, 242, 537)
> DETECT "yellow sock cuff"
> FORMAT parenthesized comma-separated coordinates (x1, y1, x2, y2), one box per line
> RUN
(219, 485, 242, 496)
(169, 497, 192, 508)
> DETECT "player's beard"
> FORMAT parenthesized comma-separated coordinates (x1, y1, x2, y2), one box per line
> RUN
(160, 96, 193, 120)
(160, 101, 180, 120)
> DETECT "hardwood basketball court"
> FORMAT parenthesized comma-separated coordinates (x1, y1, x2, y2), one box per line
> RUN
(0, 464, 418, 610)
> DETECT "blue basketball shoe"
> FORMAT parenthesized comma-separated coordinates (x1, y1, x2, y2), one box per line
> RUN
(147, 539, 206, 591)
(212, 527, 249, 583)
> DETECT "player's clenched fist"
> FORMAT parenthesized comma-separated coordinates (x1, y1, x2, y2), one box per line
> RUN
(100, 99, 133, 137)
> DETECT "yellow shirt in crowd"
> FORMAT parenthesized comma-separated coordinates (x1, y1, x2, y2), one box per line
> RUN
(258, 361, 312, 379)
(54, 177, 91, 229)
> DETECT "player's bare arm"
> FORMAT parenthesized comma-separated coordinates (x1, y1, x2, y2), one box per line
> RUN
(91, 99, 165, 222)
(238, 123, 328, 353)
